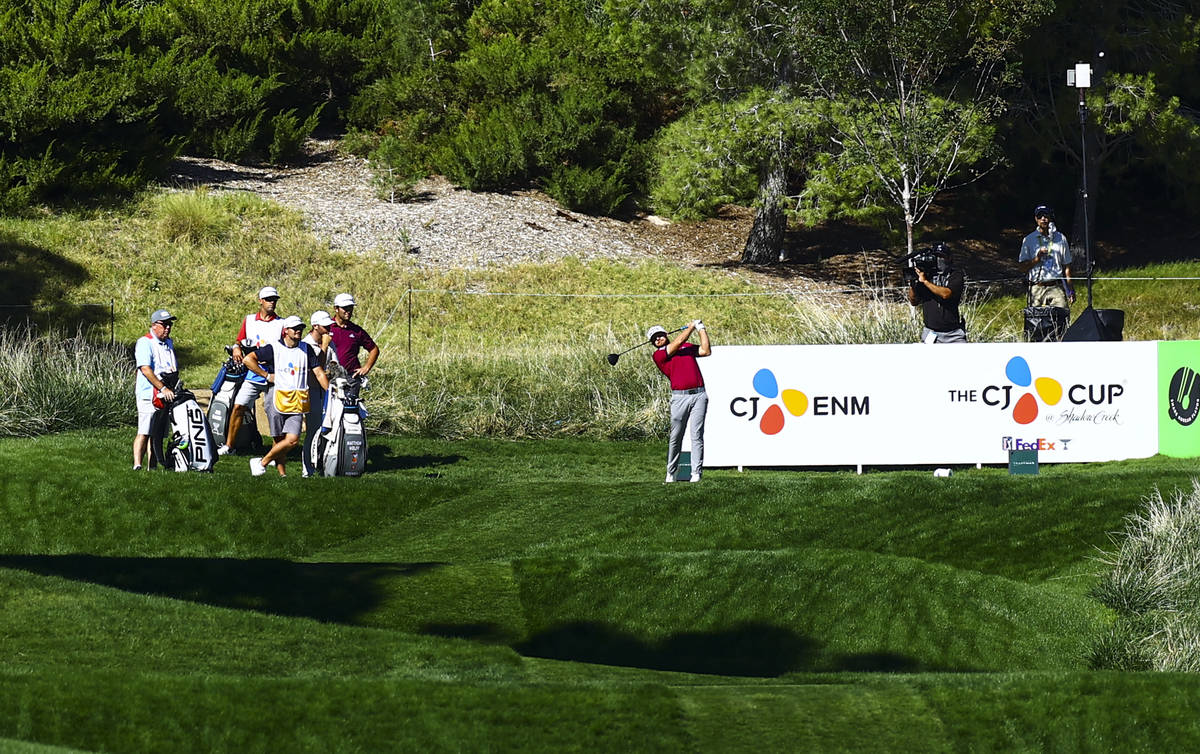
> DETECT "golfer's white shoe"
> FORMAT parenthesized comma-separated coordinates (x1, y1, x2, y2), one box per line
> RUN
(689, 473, 701, 483)
(216, 444, 232, 456)
(665, 473, 676, 483)
(250, 457, 266, 477)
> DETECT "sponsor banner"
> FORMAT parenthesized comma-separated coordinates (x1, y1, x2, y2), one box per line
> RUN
(702, 342, 1161, 467)
(1158, 340, 1200, 458)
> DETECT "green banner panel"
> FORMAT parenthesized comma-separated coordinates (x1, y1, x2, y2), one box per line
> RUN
(1158, 341, 1200, 457)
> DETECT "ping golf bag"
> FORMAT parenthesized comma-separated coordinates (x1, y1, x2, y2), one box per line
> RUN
(308, 376, 367, 477)
(207, 346, 263, 453)
(149, 387, 218, 472)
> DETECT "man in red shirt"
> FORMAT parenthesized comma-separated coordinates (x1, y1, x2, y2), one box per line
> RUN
(217, 286, 283, 456)
(329, 292, 380, 379)
(649, 320, 711, 483)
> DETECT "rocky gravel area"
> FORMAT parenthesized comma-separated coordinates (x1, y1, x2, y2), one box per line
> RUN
(163, 139, 754, 272)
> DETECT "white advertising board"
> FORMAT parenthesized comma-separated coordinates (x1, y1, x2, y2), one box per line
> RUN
(701, 342, 1160, 467)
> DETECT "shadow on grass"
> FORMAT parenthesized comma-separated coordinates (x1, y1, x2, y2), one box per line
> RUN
(0, 555, 440, 624)
(515, 621, 926, 677)
(0, 234, 109, 333)
(365, 445, 464, 473)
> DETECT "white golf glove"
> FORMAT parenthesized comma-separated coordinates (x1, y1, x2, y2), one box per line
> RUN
(693, 319, 705, 331)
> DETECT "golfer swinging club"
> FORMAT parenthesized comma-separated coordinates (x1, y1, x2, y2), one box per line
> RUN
(648, 320, 711, 483)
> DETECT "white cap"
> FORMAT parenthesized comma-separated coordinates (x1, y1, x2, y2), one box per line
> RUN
(310, 310, 334, 327)
(280, 315, 304, 330)
(646, 325, 667, 342)
(150, 309, 176, 324)
(258, 286, 280, 300)
(333, 292, 356, 308)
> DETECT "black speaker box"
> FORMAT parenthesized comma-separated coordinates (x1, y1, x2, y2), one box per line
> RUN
(1062, 307, 1125, 341)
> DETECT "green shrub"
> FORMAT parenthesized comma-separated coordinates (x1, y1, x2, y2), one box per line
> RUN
(268, 108, 316, 164)
(440, 102, 535, 190)
(152, 189, 236, 244)
(340, 128, 381, 157)
(369, 127, 433, 200)
(543, 162, 632, 216)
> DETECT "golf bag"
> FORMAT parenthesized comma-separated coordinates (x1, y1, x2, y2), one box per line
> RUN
(1023, 306, 1068, 342)
(207, 347, 263, 453)
(149, 386, 218, 472)
(1023, 282, 1069, 342)
(308, 376, 367, 477)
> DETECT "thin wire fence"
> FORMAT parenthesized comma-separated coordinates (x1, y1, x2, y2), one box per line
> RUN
(375, 273, 1200, 355)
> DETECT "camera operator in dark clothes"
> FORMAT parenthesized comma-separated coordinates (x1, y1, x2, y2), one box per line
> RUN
(905, 243, 967, 343)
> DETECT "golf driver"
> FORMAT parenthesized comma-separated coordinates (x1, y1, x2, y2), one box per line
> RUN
(605, 327, 684, 366)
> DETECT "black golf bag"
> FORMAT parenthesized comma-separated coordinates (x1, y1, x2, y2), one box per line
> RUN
(308, 376, 367, 477)
(207, 347, 263, 453)
(149, 386, 218, 472)
(1023, 306, 1069, 342)
(1023, 282, 1069, 342)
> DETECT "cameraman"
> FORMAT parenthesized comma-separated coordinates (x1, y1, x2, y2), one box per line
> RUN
(905, 244, 967, 343)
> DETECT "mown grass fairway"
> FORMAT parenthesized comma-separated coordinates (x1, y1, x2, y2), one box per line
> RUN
(2, 430, 1200, 750)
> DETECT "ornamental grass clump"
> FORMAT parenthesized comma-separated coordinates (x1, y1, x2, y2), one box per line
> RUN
(0, 328, 134, 436)
(1092, 481, 1200, 671)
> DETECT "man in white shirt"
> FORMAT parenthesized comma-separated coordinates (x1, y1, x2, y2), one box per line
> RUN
(1019, 205, 1075, 308)
(243, 315, 330, 477)
(132, 309, 179, 470)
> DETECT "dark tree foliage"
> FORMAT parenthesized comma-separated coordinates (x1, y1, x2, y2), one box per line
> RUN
(1008, 0, 1200, 244)
(2, 0, 1198, 255)
(0, 0, 423, 210)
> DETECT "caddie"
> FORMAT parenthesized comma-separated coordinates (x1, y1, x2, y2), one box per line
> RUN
(217, 285, 284, 455)
(132, 309, 178, 470)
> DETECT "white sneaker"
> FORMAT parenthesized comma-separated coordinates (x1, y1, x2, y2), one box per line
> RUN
(250, 457, 266, 477)
(216, 444, 232, 456)
(689, 473, 701, 483)
(266, 459, 277, 467)
(665, 473, 676, 483)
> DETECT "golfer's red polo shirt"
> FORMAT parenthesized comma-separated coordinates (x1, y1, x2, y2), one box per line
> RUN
(652, 344, 705, 391)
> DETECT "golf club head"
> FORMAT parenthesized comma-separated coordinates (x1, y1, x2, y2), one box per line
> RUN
(606, 353, 619, 366)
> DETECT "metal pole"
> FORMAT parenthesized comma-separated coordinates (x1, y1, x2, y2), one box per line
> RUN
(110, 299, 115, 346)
(406, 286, 412, 357)
(1079, 88, 1094, 309)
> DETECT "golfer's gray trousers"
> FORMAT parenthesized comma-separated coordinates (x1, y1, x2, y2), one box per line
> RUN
(668, 389, 707, 477)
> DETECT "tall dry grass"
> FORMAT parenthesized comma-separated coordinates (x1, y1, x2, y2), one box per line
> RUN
(1092, 482, 1200, 671)
(0, 328, 134, 436)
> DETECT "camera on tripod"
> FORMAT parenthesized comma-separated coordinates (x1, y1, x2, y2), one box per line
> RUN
(901, 243, 949, 285)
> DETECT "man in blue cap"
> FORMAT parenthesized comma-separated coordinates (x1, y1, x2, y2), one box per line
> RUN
(1018, 205, 1075, 308)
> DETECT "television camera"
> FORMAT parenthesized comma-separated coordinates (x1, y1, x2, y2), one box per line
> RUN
(901, 243, 951, 285)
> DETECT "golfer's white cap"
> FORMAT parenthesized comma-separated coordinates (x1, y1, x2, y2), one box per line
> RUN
(310, 310, 334, 327)
(280, 315, 304, 330)
(258, 286, 280, 300)
(150, 309, 176, 324)
(646, 325, 668, 342)
(333, 292, 356, 308)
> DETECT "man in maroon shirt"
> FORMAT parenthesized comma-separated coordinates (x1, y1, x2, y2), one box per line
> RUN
(649, 320, 711, 482)
(329, 292, 380, 379)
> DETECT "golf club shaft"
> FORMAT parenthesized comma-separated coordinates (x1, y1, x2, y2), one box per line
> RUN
(618, 326, 684, 356)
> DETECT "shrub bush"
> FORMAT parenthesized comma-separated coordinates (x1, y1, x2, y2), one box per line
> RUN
(269, 108, 323, 164)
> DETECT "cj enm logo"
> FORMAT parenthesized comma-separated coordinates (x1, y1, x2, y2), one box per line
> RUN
(729, 368, 869, 436)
